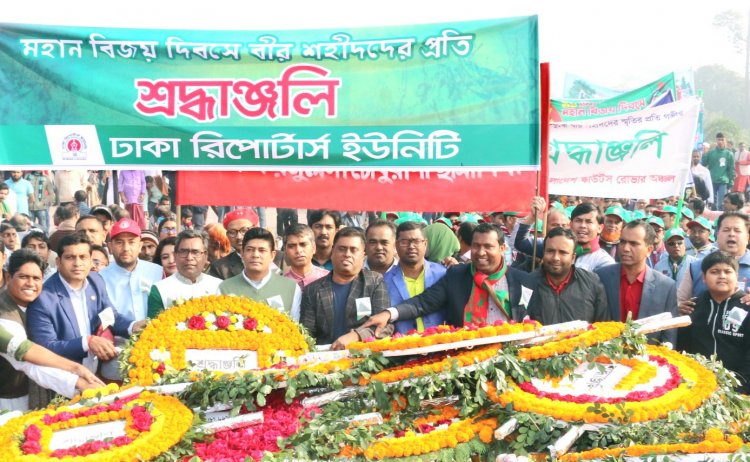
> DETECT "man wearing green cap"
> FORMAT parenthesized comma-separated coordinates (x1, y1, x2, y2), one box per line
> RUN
(654, 205, 680, 230)
(600, 206, 627, 260)
(654, 228, 696, 283)
(646, 216, 667, 268)
(686, 217, 717, 258)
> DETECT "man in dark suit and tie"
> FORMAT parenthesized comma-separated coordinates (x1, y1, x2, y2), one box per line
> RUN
(595, 220, 678, 344)
(363, 223, 526, 332)
(27, 234, 145, 372)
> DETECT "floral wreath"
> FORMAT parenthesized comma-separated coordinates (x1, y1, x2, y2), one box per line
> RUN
(125, 295, 310, 385)
(348, 320, 540, 354)
(488, 345, 718, 423)
(0, 390, 192, 461)
(559, 428, 746, 461)
(517, 322, 625, 361)
(339, 405, 497, 460)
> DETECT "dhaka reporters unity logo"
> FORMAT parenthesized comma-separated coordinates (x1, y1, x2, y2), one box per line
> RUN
(61, 133, 88, 160)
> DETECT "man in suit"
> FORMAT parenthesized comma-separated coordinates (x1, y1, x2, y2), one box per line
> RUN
(384, 220, 447, 334)
(595, 221, 678, 344)
(27, 234, 144, 372)
(208, 208, 258, 280)
(301, 227, 391, 349)
(363, 223, 526, 332)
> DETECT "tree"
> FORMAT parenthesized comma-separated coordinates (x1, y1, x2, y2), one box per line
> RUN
(704, 115, 748, 147)
(695, 65, 748, 138)
(713, 9, 750, 135)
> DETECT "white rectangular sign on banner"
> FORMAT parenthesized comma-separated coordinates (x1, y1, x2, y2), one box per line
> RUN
(548, 97, 700, 199)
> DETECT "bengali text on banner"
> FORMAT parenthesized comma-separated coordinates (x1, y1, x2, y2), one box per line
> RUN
(0, 18, 539, 172)
(548, 97, 700, 199)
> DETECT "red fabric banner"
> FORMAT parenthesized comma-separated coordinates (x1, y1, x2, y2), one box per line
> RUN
(176, 170, 537, 212)
(539, 62, 550, 203)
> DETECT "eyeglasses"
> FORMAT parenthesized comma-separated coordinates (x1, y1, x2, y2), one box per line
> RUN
(227, 227, 251, 238)
(161, 227, 177, 234)
(666, 241, 685, 247)
(397, 238, 426, 247)
(176, 249, 206, 258)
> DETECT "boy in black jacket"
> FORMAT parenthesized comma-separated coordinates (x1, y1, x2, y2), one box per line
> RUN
(679, 251, 750, 394)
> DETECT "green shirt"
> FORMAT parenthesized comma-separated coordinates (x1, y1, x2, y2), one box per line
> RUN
(702, 147, 735, 185)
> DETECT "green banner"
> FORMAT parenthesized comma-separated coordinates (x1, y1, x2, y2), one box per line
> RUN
(550, 73, 677, 122)
(0, 18, 539, 170)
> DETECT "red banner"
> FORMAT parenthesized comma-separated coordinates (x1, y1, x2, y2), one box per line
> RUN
(176, 170, 537, 212)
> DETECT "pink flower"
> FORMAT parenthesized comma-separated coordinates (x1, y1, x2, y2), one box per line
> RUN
(131, 405, 154, 432)
(24, 424, 42, 441)
(363, 336, 376, 342)
(188, 315, 206, 330)
(216, 315, 231, 329)
(243, 317, 258, 330)
(21, 440, 41, 454)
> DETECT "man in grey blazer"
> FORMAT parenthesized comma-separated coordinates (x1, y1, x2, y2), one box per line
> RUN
(595, 221, 678, 344)
(300, 227, 391, 349)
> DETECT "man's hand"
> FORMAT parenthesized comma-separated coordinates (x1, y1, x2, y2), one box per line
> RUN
(88, 336, 117, 361)
(740, 294, 750, 305)
(442, 256, 459, 268)
(75, 377, 103, 391)
(331, 331, 360, 350)
(678, 297, 697, 316)
(360, 310, 392, 336)
(138, 193, 145, 203)
(131, 320, 148, 333)
(73, 364, 105, 387)
(523, 196, 547, 225)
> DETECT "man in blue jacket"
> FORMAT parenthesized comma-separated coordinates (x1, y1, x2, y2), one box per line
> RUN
(384, 221, 447, 334)
(27, 234, 144, 373)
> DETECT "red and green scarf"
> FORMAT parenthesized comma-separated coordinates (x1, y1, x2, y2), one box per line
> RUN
(464, 260, 510, 325)
(575, 237, 601, 257)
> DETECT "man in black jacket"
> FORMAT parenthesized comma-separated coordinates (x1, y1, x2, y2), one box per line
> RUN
(362, 223, 525, 330)
(523, 227, 610, 325)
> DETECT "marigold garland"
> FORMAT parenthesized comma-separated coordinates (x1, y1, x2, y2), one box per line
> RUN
(126, 295, 309, 385)
(0, 391, 193, 461)
(363, 410, 497, 459)
(338, 406, 497, 460)
(559, 429, 745, 461)
(363, 344, 502, 384)
(488, 345, 718, 423)
(517, 322, 624, 361)
(348, 320, 540, 354)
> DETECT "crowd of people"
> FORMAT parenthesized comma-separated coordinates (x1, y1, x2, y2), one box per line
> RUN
(1, 134, 749, 412)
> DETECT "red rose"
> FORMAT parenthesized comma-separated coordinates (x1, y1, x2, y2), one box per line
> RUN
(21, 440, 41, 454)
(188, 315, 206, 330)
(24, 424, 42, 441)
(155, 363, 166, 375)
(243, 317, 258, 330)
(216, 315, 231, 329)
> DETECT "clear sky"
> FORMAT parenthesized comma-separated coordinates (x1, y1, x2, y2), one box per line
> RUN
(3, 0, 747, 95)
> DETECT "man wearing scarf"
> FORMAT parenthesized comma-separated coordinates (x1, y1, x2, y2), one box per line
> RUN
(569, 203, 615, 272)
(599, 205, 628, 260)
(361, 223, 525, 331)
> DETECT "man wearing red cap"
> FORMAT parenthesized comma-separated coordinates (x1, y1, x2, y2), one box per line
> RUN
(98, 218, 163, 380)
(208, 208, 259, 280)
